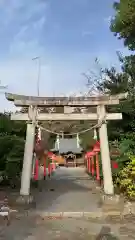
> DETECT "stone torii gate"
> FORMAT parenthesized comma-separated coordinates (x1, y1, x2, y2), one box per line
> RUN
(5, 92, 127, 201)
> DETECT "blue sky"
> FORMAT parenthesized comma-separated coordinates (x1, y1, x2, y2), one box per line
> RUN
(0, 0, 130, 111)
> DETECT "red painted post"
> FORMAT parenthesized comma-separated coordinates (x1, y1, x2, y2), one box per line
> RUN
(87, 158, 89, 173)
(43, 157, 46, 180)
(34, 159, 39, 181)
(96, 153, 100, 181)
(91, 156, 95, 176)
(89, 157, 91, 173)
(88, 158, 91, 173)
(93, 141, 100, 180)
(48, 163, 51, 178)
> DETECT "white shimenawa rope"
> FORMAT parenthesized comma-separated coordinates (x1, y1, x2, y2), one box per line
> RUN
(37, 118, 105, 136)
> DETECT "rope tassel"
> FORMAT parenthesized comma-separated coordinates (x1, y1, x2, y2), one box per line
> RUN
(93, 129, 97, 140)
(76, 133, 80, 148)
(56, 135, 60, 150)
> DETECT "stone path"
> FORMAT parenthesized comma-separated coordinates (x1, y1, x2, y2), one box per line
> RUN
(35, 167, 101, 213)
(1, 167, 135, 239)
(1, 211, 135, 239)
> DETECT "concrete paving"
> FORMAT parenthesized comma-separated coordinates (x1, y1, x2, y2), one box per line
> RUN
(1, 211, 135, 239)
(1, 167, 135, 239)
(35, 167, 101, 213)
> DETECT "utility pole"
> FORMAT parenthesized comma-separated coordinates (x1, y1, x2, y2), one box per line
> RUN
(32, 57, 41, 97)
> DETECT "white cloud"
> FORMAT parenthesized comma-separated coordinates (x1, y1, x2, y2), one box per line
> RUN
(14, 25, 29, 40)
(82, 31, 93, 37)
(0, 0, 48, 40)
(9, 39, 44, 58)
(33, 16, 46, 30)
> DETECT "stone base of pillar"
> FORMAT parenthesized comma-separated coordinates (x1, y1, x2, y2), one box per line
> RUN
(16, 195, 34, 205)
(100, 194, 124, 212)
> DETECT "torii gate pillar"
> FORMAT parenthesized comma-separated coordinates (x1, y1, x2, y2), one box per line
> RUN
(97, 105, 114, 195)
(20, 122, 35, 196)
(20, 106, 37, 199)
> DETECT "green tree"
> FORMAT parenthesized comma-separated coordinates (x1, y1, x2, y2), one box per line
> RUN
(111, 0, 135, 50)
(80, 131, 96, 151)
(0, 113, 26, 186)
(97, 54, 135, 140)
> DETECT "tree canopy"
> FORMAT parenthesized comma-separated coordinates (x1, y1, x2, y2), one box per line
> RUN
(111, 0, 135, 50)
(97, 53, 135, 140)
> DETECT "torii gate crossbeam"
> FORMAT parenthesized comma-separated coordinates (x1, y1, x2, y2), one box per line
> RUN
(11, 113, 122, 121)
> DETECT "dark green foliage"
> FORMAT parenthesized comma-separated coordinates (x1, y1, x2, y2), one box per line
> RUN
(111, 0, 135, 50)
(0, 112, 26, 137)
(5, 136, 25, 177)
(0, 112, 57, 186)
(0, 113, 26, 185)
(80, 131, 96, 151)
(98, 53, 135, 141)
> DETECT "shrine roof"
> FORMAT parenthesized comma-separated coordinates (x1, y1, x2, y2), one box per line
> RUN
(52, 138, 83, 154)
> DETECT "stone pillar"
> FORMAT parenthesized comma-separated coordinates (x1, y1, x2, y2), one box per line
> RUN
(20, 122, 35, 196)
(97, 105, 114, 195)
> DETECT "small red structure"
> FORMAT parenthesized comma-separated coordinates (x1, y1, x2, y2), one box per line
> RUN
(85, 151, 96, 176)
(86, 151, 96, 158)
(48, 151, 53, 158)
(111, 161, 118, 169)
(93, 141, 100, 181)
(91, 156, 95, 176)
(93, 141, 100, 153)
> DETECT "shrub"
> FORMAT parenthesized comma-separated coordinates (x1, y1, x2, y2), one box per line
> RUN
(115, 155, 135, 200)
